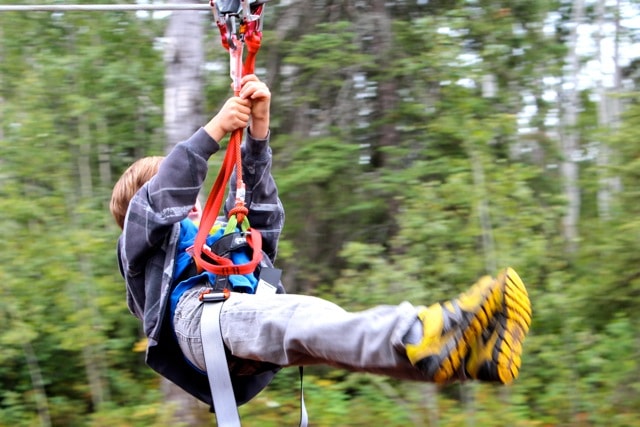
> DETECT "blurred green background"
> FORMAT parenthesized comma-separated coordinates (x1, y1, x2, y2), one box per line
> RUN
(1, 0, 640, 425)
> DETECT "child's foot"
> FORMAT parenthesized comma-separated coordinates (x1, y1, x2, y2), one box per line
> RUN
(405, 274, 506, 384)
(464, 268, 532, 384)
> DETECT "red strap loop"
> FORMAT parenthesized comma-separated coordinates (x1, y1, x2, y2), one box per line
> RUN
(228, 205, 249, 225)
(195, 228, 263, 276)
(192, 4, 263, 275)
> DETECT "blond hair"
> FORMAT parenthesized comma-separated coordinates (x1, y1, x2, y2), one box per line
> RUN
(110, 156, 164, 229)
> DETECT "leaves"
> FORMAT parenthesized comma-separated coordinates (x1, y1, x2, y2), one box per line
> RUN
(2, 0, 640, 425)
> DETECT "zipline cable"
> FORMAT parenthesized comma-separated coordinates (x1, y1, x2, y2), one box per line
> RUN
(0, 4, 210, 12)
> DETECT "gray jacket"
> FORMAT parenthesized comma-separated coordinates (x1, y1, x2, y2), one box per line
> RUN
(116, 127, 285, 408)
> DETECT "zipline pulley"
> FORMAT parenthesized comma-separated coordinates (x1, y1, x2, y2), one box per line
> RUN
(210, 0, 265, 91)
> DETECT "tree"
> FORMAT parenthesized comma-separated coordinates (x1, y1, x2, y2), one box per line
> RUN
(2, 0, 640, 424)
(0, 7, 168, 426)
(161, 3, 211, 425)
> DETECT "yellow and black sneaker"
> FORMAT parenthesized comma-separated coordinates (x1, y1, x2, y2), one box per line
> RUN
(464, 267, 532, 384)
(405, 274, 506, 384)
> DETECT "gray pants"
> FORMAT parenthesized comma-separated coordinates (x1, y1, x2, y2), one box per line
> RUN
(173, 285, 428, 381)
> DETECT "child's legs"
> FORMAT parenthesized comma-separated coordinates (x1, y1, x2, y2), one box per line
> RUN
(219, 292, 426, 381)
(173, 286, 426, 381)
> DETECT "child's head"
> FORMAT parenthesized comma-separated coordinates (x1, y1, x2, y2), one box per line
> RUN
(110, 156, 164, 229)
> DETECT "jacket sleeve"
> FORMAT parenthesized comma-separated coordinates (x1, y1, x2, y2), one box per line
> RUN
(120, 128, 221, 275)
(225, 128, 284, 263)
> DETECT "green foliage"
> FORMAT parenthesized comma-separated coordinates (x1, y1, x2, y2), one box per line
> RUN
(282, 21, 374, 108)
(2, 1, 640, 425)
(0, 8, 167, 426)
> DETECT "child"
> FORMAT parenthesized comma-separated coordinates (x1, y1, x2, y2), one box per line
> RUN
(110, 74, 532, 410)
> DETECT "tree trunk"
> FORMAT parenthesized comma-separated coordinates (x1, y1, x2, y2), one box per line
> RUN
(559, 0, 584, 254)
(162, 3, 211, 424)
(423, 383, 440, 427)
(77, 116, 93, 199)
(596, 0, 623, 219)
(369, 0, 396, 170)
(164, 5, 206, 151)
(23, 338, 52, 427)
(469, 149, 496, 274)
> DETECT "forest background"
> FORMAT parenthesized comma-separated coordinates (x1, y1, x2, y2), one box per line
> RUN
(1, 0, 640, 426)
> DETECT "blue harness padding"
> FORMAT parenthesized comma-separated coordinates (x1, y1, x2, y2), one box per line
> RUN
(174, 219, 258, 287)
(170, 219, 258, 338)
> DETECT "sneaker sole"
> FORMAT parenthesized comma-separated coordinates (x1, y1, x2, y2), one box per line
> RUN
(465, 267, 532, 384)
(407, 275, 507, 384)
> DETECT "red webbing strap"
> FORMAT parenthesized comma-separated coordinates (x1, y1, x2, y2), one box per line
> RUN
(192, 3, 264, 275)
(192, 125, 263, 275)
(195, 227, 263, 276)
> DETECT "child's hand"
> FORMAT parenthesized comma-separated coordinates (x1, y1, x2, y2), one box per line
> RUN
(240, 74, 270, 139)
(204, 96, 252, 142)
(240, 74, 270, 120)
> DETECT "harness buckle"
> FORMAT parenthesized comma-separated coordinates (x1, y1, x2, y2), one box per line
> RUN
(199, 288, 231, 302)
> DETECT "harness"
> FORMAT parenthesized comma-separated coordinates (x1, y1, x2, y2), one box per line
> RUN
(188, 1, 307, 425)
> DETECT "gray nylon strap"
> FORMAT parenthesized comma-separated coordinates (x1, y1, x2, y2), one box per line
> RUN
(298, 366, 308, 427)
(201, 297, 308, 427)
(201, 300, 241, 427)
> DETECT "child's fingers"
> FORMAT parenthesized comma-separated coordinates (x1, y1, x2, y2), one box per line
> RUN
(240, 82, 270, 100)
(241, 74, 259, 85)
(219, 97, 251, 130)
